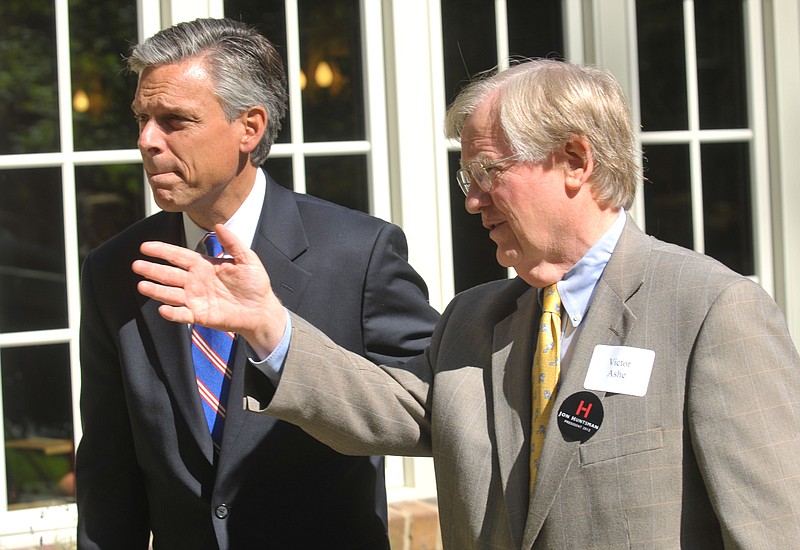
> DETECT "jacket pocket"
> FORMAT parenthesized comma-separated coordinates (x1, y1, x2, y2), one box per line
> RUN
(578, 428, 664, 465)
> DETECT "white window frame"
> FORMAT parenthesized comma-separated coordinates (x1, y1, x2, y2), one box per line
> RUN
(591, 0, 774, 294)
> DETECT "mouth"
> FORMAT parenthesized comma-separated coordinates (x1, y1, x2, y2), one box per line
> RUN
(484, 220, 505, 232)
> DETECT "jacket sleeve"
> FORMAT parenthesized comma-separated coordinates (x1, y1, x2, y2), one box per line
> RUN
(75, 252, 150, 549)
(687, 278, 800, 547)
(359, 223, 440, 365)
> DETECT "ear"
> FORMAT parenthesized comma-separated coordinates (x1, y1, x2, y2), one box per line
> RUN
(563, 136, 594, 192)
(239, 106, 268, 155)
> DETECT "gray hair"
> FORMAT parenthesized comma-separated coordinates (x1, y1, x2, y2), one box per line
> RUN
(444, 59, 640, 209)
(128, 18, 288, 166)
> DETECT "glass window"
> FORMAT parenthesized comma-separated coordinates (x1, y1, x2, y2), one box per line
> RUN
(636, 0, 688, 132)
(3, 344, 74, 510)
(224, 0, 291, 144)
(305, 155, 368, 214)
(0, 0, 60, 154)
(223, 0, 369, 210)
(694, 2, 747, 129)
(507, 0, 564, 61)
(262, 157, 294, 191)
(299, 0, 364, 142)
(69, 0, 139, 151)
(701, 142, 753, 274)
(642, 144, 693, 250)
(448, 153, 507, 291)
(441, 0, 497, 104)
(76, 164, 146, 260)
(442, 0, 564, 293)
(0, 168, 68, 333)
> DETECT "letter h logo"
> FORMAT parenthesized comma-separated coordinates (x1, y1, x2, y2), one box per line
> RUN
(575, 400, 592, 418)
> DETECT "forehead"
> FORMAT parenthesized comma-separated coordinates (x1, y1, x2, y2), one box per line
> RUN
(132, 57, 217, 111)
(460, 96, 508, 161)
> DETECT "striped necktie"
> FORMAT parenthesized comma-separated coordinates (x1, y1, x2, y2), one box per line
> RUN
(191, 233, 235, 453)
(530, 283, 561, 492)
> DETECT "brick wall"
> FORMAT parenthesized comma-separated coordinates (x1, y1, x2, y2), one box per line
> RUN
(388, 498, 442, 550)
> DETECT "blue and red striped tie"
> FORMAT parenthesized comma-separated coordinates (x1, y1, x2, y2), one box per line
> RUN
(191, 233, 235, 453)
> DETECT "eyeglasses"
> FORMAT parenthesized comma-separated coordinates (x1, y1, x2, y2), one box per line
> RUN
(455, 153, 523, 196)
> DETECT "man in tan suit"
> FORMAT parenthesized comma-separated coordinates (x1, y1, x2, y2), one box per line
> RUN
(134, 59, 800, 548)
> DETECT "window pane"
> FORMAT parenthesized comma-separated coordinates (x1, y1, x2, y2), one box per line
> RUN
(76, 164, 145, 261)
(69, 0, 139, 151)
(0, 0, 60, 154)
(642, 144, 693, 249)
(448, 152, 507, 293)
(507, 0, 564, 60)
(701, 142, 753, 275)
(636, 0, 688, 131)
(224, 0, 292, 144)
(262, 157, 294, 191)
(694, 1, 747, 129)
(442, 0, 497, 103)
(0, 168, 68, 333)
(3, 344, 74, 509)
(305, 155, 368, 213)
(442, 2, 564, 291)
(299, 0, 365, 142)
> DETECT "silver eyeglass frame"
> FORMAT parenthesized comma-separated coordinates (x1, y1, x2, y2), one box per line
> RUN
(455, 153, 523, 196)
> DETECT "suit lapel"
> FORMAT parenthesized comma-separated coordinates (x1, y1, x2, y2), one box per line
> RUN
(490, 285, 538, 547)
(521, 214, 650, 547)
(217, 176, 311, 467)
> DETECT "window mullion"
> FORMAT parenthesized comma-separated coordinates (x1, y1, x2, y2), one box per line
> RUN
(682, 0, 705, 254)
(284, 0, 306, 194)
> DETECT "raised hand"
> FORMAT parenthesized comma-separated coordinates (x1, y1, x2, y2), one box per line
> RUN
(132, 224, 287, 358)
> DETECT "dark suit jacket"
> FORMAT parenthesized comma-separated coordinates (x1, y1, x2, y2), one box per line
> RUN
(76, 173, 440, 549)
(247, 214, 800, 549)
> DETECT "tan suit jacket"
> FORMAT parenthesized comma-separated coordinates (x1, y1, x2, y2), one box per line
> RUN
(246, 215, 800, 549)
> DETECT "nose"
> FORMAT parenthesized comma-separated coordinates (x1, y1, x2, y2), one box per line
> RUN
(137, 119, 163, 154)
(464, 185, 490, 215)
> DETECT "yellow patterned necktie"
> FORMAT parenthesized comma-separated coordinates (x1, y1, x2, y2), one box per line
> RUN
(530, 283, 562, 492)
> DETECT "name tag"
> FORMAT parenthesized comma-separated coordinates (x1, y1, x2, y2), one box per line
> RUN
(583, 345, 655, 396)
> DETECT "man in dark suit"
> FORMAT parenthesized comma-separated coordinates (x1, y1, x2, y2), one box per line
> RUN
(133, 59, 800, 548)
(75, 18, 439, 549)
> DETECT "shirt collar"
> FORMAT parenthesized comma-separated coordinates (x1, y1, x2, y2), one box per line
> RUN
(183, 167, 266, 253)
(556, 209, 626, 328)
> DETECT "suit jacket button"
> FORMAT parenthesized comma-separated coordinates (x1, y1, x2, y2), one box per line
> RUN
(215, 504, 229, 519)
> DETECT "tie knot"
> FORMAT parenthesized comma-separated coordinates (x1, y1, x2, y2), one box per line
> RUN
(202, 232, 224, 257)
(542, 283, 561, 315)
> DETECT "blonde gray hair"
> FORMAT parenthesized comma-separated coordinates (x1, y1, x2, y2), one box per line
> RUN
(444, 59, 640, 209)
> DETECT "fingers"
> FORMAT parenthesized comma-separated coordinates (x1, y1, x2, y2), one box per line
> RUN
(214, 224, 253, 262)
(136, 279, 186, 308)
(132, 257, 188, 288)
(139, 241, 200, 269)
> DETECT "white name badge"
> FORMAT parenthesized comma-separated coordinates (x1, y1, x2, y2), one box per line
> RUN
(583, 345, 655, 397)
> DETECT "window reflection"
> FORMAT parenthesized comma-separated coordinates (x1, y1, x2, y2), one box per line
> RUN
(299, 0, 364, 142)
(224, 0, 291, 143)
(69, 0, 139, 151)
(2, 344, 74, 509)
(0, 168, 68, 333)
(305, 155, 368, 214)
(0, 0, 60, 154)
(76, 165, 146, 260)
